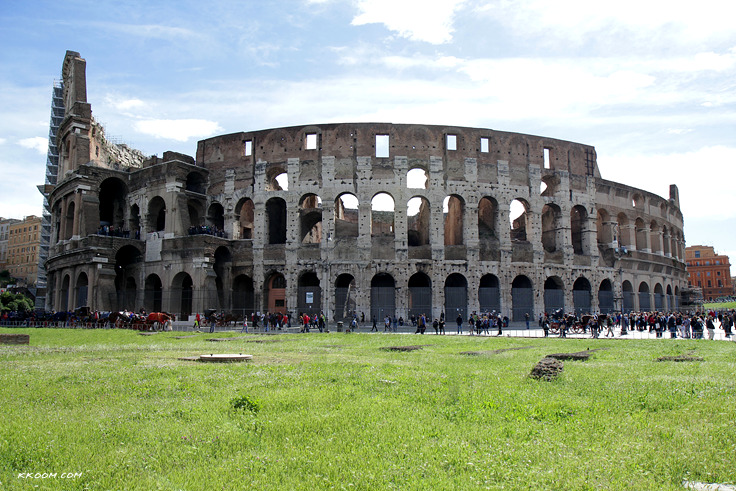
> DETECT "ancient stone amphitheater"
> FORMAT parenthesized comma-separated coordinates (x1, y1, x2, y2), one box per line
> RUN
(44, 51, 688, 323)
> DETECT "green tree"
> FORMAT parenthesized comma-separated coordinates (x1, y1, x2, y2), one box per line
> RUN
(0, 291, 34, 312)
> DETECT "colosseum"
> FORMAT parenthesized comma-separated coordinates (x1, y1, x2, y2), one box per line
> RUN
(43, 51, 689, 324)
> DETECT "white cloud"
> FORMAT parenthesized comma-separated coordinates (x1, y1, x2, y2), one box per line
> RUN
(133, 119, 222, 142)
(0, 138, 6, 145)
(18, 137, 47, 155)
(108, 97, 147, 112)
(352, 0, 466, 44)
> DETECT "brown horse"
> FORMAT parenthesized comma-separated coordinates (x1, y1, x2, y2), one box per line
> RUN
(146, 312, 176, 331)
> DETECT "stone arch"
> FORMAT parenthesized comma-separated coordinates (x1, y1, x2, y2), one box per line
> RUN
(129, 204, 141, 239)
(265, 272, 287, 314)
(148, 196, 166, 233)
(297, 271, 321, 317)
(635, 218, 647, 251)
(76, 272, 89, 309)
(543, 276, 565, 314)
(653, 283, 664, 311)
(299, 193, 323, 244)
(187, 199, 205, 230)
(371, 273, 396, 322)
(622, 280, 635, 313)
(444, 273, 468, 322)
(570, 205, 588, 255)
(407, 196, 431, 248)
(171, 272, 194, 320)
(335, 193, 359, 238)
(541, 203, 562, 253)
(64, 201, 75, 240)
(510, 199, 530, 242)
(144, 274, 163, 313)
(540, 174, 560, 197)
(266, 166, 288, 191)
(666, 284, 674, 312)
(596, 208, 612, 245)
(443, 195, 464, 246)
(334, 273, 356, 322)
(266, 197, 287, 244)
(478, 274, 500, 313)
(207, 202, 225, 232)
(408, 272, 432, 321)
(214, 246, 232, 311)
(232, 274, 255, 318)
(662, 225, 671, 256)
(572, 277, 592, 315)
(478, 197, 500, 261)
(407, 167, 428, 189)
(638, 282, 651, 311)
(598, 279, 614, 314)
(511, 275, 534, 321)
(617, 213, 631, 248)
(115, 245, 142, 311)
(60, 274, 71, 312)
(185, 171, 207, 194)
(235, 197, 254, 239)
(99, 177, 128, 231)
(371, 192, 395, 238)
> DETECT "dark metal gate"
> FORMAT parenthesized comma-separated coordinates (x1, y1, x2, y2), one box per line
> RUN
(409, 287, 432, 321)
(371, 287, 395, 322)
(639, 292, 651, 311)
(444, 287, 467, 322)
(334, 287, 356, 321)
(543, 289, 564, 315)
(478, 287, 500, 313)
(297, 287, 322, 317)
(573, 290, 591, 315)
(623, 291, 635, 313)
(598, 290, 614, 315)
(512, 287, 534, 321)
(654, 293, 664, 311)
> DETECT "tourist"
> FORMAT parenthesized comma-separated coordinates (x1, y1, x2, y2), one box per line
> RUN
(456, 313, 463, 334)
(706, 314, 716, 340)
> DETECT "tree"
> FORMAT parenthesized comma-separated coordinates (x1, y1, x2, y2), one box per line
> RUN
(0, 291, 34, 312)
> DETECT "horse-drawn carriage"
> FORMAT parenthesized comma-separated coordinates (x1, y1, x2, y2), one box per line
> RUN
(546, 310, 607, 335)
(103, 311, 175, 331)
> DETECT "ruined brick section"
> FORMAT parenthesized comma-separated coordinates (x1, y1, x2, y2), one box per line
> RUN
(43, 51, 688, 322)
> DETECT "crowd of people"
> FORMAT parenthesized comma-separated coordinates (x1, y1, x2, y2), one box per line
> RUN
(188, 225, 226, 238)
(97, 226, 139, 239)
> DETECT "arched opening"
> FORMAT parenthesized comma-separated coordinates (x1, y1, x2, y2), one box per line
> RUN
(540, 174, 559, 197)
(144, 274, 163, 313)
(60, 275, 70, 312)
(443, 195, 464, 246)
(638, 282, 651, 311)
(407, 196, 430, 248)
(510, 199, 529, 242)
(596, 209, 612, 246)
(407, 167, 428, 189)
(172, 272, 193, 320)
(444, 273, 468, 322)
(236, 198, 254, 239)
(129, 204, 141, 239)
(479, 274, 500, 313)
(511, 275, 534, 322)
(654, 283, 664, 311)
(622, 281, 634, 313)
(543, 276, 565, 314)
(266, 168, 288, 191)
(335, 193, 359, 238)
(541, 203, 562, 253)
(64, 201, 75, 240)
(148, 196, 166, 233)
(187, 200, 204, 232)
(185, 172, 207, 194)
(266, 273, 287, 314)
(572, 277, 592, 315)
(478, 197, 499, 261)
(370, 273, 395, 322)
(266, 198, 287, 244)
(598, 279, 614, 315)
(617, 213, 630, 248)
(571, 205, 588, 255)
(666, 285, 674, 312)
(299, 194, 323, 244)
(408, 273, 432, 322)
(99, 178, 128, 232)
(207, 202, 225, 234)
(297, 271, 321, 317)
(635, 218, 647, 251)
(650, 221, 661, 254)
(114, 245, 142, 311)
(232, 275, 255, 319)
(662, 226, 671, 256)
(76, 272, 88, 309)
(371, 193, 395, 238)
(334, 274, 356, 322)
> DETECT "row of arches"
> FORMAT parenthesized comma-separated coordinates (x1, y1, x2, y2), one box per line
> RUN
(597, 209, 684, 260)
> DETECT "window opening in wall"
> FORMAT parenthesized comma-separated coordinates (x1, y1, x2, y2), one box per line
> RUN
(446, 134, 457, 151)
(407, 168, 428, 189)
(543, 148, 551, 169)
(306, 133, 317, 150)
(480, 137, 489, 153)
(244, 140, 252, 156)
(376, 134, 389, 158)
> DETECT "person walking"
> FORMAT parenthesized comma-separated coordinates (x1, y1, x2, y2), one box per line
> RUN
(456, 313, 463, 334)
(706, 314, 716, 340)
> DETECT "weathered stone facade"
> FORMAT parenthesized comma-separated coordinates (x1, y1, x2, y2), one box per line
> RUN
(44, 52, 688, 322)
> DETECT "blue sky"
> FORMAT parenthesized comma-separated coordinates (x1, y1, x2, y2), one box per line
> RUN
(1, 0, 735, 274)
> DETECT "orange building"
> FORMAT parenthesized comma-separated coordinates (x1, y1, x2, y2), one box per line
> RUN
(685, 245, 733, 301)
(7, 216, 42, 287)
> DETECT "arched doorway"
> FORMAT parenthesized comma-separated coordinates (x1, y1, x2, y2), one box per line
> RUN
(76, 272, 88, 309)
(478, 274, 500, 313)
(544, 277, 565, 314)
(232, 275, 255, 319)
(444, 274, 468, 322)
(408, 273, 432, 322)
(572, 277, 592, 315)
(144, 274, 163, 313)
(598, 279, 614, 315)
(266, 273, 287, 314)
(334, 274, 356, 322)
(511, 275, 534, 321)
(622, 281, 634, 313)
(172, 272, 193, 320)
(370, 273, 395, 322)
(297, 272, 321, 317)
(638, 282, 651, 311)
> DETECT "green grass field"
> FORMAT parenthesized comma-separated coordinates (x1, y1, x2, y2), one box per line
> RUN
(703, 301, 736, 311)
(1, 329, 735, 490)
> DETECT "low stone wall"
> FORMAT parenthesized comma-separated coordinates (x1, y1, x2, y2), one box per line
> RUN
(0, 333, 30, 345)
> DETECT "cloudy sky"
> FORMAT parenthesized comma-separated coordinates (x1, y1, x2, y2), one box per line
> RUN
(1, 0, 734, 274)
